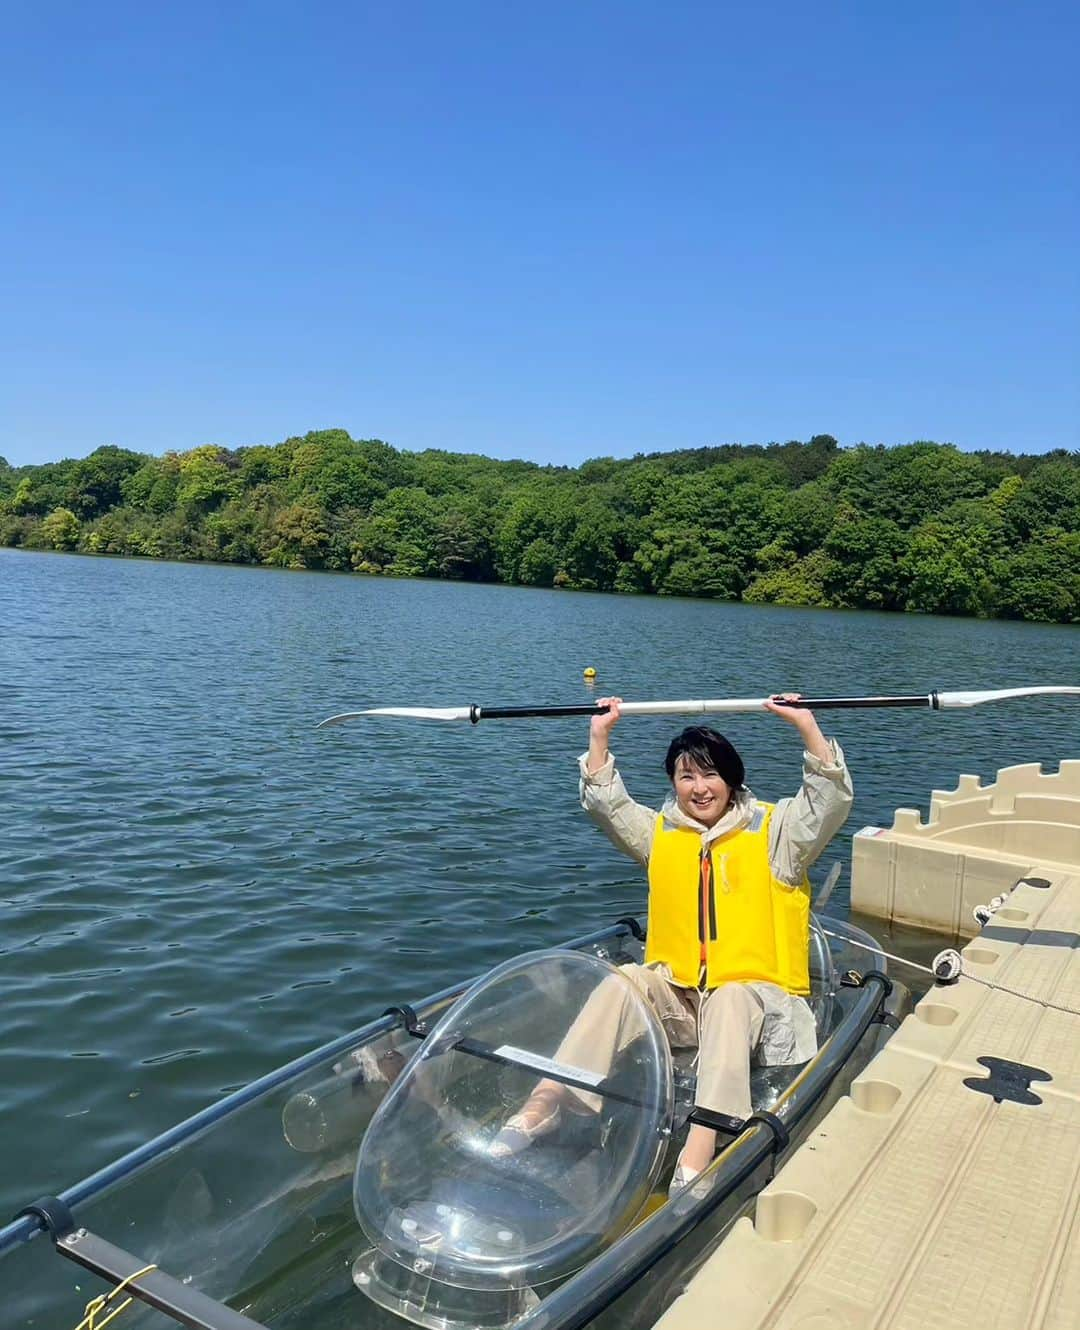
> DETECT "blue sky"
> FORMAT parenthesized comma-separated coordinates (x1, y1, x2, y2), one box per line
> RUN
(3, 2, 1077, 468)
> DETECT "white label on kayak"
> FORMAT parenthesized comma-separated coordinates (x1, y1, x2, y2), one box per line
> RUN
(855, 825, 884, 837)
(492, 1045, 604, 1087)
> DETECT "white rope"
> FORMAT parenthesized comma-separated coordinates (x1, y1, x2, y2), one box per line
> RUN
(818, 926, 1080, 1019)
(972, 894, 1008, 927)
(954, 968, 1080, 1018)
(819, 926, 937, 978)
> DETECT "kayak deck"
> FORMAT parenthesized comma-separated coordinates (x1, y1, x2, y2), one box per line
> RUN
(656, 866, 1080, 1330)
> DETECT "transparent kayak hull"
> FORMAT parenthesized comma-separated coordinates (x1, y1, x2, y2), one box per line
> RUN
(0, 916, 903, 1330)
(352, 950, 674, 1328)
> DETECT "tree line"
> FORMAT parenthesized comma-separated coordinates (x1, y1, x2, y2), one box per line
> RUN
(1, 431, 1077, 623)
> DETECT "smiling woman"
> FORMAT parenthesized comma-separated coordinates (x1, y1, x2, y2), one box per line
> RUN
(473, 694, 855, 1193)
(546, 692, 855, 1185)
(665, 726, 744, 826)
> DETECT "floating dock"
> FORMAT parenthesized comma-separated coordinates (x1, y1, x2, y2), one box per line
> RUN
(851, 760, 1080, 937)
(657, 762, 1080, 1330)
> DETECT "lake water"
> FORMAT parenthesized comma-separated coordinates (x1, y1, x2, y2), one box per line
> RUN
(1, 547, 1077, 1220)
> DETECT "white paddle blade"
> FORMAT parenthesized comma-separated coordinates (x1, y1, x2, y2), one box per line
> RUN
(937, 686, 1080, 709)
(316, 706, 473, 727)
(813, 861, 844, 912)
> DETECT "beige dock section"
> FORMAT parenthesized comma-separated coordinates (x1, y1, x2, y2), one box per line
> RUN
(657, 762, 1080, 1330)
(851, 760, 1080, 936)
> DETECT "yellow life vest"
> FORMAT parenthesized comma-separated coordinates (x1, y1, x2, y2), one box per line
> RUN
(644, 802, 810, 994)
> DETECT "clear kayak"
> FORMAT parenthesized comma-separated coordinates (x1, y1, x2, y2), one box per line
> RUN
(0, 915, 906, 1330)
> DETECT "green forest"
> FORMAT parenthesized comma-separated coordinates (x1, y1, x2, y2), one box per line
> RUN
(1, 432, 1078, 623)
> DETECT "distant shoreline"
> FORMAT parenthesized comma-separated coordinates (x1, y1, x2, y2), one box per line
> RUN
(2, 432, 1077, 624)
(4, 543, 1076, 632)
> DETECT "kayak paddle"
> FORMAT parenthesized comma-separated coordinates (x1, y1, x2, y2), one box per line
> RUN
(316, 685, 1080, 727)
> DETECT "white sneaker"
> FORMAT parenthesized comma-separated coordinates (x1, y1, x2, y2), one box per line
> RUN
(488, 1103, 562, 1160)
(667, 1159, 703, 1198)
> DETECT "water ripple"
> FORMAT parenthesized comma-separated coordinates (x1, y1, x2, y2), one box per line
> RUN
(1, 545, 1077, 1220)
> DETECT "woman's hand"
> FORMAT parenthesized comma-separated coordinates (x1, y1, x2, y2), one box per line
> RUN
(586, 696, 622, 773)
(764, 693, 831, 762)
(590, 696, 622, 740)
(764, 692, 812, 729)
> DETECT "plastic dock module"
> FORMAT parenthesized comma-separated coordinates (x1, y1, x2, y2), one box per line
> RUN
(653, 870, 1080, 1330)
(851, 761, 1080, 936)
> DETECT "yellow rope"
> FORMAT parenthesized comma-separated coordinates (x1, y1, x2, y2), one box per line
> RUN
(73, 1264, 158, 1330)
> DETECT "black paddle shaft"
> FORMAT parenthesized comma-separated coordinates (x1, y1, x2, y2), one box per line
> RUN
(471, 694, 938, 722)
(473, 704, 613, 721)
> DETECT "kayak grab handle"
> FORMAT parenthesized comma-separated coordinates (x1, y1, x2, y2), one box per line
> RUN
(685, 1108, 791, 1157)
(11, 1199, 269, 1330)
(382, 1003, 428, 1038)
(52, 1226, 267, 1330)
(12, 1196, 76, 1241)
(615, 915, 647, 941)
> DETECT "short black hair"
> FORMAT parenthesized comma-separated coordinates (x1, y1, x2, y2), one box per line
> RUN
(664, 726, 746, 790)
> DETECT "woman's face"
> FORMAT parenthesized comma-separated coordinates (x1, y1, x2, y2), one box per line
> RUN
(671, 754, 732, 828)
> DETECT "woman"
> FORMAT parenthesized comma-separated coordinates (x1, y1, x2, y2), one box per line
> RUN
(494, 693, 853, 1192)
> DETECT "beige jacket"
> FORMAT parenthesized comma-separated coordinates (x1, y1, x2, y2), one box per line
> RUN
(577, 741, 854, 1064)
(577, 740, 853, 886)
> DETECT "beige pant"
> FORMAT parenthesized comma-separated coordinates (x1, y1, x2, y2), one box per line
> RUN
(555, 963, 766, 1120)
